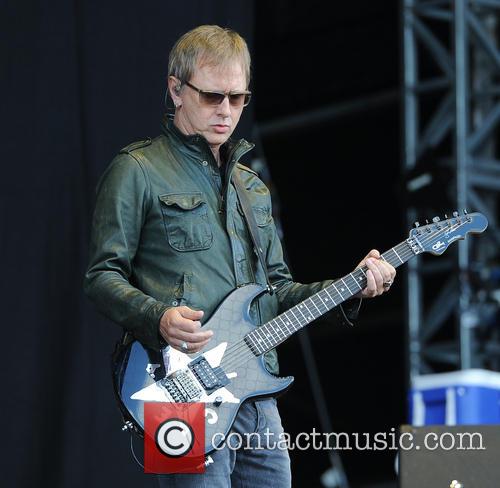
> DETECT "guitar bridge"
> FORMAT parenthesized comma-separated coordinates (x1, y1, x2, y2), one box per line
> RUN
(160, 369, 202, 402)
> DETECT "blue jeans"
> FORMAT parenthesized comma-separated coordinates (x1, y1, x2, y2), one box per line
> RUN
(156, 398, 291, 487)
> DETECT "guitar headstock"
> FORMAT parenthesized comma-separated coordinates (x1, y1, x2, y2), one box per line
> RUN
(408, 211, 488, 255)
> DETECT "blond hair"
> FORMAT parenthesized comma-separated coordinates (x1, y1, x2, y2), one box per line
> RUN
(168, 25, 251, 88)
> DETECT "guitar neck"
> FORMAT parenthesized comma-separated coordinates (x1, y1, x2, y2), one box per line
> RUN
(244, 239, 417, 357)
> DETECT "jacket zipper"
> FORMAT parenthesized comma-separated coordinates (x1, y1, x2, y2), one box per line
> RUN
(219, 141, 254, 214)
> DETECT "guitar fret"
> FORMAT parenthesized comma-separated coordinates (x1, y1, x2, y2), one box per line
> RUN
(263, 327, 276, 347)
(341, 277, 353, 294)
(270, 320, 284, 342)
(317, 292, 328, 309)
(355, 270, 366, 288)
(311, 293, 329, 315)
(248, 332, 264, 355)
(337, 281, 347, 296)
(309, 297, 322, 315)
(278, 316, 292, 336)
(296, 303, 308, 322)
(399, 242, 413, 260)
(252, 329, 265, 354)
(277, 318, 288, 339)
(289, 308, 303, 329)
(302, 302, 314, 320)
(323, 288, 338, 306)
(255, 327, 272, 351)
(245, 334, 259, 354)
(392, 247, 404, 263)
(283, 311, 297, 331)
(382, 251, 397, 267)
(349, 272, 363, 290)
(331, 282, 345, 301)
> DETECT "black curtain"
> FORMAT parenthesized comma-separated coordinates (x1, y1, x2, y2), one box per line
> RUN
(2, 2, 253, 487)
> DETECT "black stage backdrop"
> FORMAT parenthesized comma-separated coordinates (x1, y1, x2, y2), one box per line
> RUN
(2, 1, 405, 487)
(2, 2, 253, 487)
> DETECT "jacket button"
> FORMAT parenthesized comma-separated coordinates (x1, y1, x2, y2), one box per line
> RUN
(172, 300, 178, 306)
(201, 160, 208, 166)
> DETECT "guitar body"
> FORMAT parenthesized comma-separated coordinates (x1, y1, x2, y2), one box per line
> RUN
(112, 212, 488, 456)
(113, 283, 294, 455)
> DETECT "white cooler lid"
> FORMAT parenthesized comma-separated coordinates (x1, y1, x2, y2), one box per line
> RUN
(412, 368, 500, 390)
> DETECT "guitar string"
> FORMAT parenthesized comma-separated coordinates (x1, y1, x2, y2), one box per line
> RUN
(219, 220, 466, 372)
(219, 237, 421, 369)
(220, 237, 433, 371)
(219, 265, 375, 369)
(217, 220, 467, 371)
(220, 260, 399, 370)
(222, 264, 406, 369)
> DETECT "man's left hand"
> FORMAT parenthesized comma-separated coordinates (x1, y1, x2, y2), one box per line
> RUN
(355, 249, 396, 298)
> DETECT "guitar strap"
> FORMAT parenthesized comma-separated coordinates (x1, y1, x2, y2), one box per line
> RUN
(232, 170, 275, 295)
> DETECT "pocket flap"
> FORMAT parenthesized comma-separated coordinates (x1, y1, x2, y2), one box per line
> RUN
(253, 206, 272, 226)
(159, 193, 205, 210)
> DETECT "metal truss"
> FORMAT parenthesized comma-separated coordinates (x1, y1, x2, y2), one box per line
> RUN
(403, 0, 500, 382)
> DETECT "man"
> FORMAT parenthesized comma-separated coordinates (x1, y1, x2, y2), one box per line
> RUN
(84, 25, 396, 487)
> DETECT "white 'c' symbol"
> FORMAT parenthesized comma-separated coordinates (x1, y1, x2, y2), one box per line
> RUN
(155, 418, 194, 457)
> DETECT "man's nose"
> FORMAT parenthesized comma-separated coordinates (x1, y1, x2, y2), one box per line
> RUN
(216, 96, 231, 116)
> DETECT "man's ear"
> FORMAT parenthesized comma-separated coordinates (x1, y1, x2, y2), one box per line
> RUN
(168, 76, 182, 105)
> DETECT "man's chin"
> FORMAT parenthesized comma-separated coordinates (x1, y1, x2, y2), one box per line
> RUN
(207, 132, 232, 147)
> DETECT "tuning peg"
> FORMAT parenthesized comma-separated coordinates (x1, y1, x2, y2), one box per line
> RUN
(414, 221, 420, 228)
(425, 219, 430, 224)
(445, 214, 448, 219)
(433, 216, 440, 222)
(453, 211, 459, 217)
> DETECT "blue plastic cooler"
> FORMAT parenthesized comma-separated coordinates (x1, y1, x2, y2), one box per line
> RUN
(409, 369, 500, 425)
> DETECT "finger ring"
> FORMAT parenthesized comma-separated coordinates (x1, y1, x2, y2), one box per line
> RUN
(383, 280, 393, 289)
(181, 341, 189, 351)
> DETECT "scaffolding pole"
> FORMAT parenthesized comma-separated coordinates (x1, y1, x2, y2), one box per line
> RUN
(402, 0, 500, 383)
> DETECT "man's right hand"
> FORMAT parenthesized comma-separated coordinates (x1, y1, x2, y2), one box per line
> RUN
(159, 306, 213, 353)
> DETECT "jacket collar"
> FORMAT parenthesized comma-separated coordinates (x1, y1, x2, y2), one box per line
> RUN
(160, 114, 254, 165)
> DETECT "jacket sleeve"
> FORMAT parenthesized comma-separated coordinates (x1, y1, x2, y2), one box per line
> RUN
(264, 213, 362, 326)
(83, 153, 169, 349)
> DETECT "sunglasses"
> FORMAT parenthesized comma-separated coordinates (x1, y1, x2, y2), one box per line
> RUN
(184, 81, 252, 108)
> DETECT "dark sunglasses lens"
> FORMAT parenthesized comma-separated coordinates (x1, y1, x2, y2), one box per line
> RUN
(228, 94, 248, 107)
(200, 92, 225, 105)
(199, 90, 251, 107)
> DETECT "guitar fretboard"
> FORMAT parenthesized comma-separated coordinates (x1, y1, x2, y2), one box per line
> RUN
(244, 240, 415, 356)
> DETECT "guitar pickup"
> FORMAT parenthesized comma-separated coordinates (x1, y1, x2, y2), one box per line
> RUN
(189, 356, 229, 394)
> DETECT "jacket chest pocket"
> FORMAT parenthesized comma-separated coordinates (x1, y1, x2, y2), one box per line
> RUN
(252, 205, 272, 227)
(235, 197, 273, 228)
(159, 192, 213, 251)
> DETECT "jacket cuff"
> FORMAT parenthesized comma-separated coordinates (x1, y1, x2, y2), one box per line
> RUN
(140, 301, 171, 350)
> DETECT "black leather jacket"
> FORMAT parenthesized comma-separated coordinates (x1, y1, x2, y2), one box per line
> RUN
(83, 116, 360, 374)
